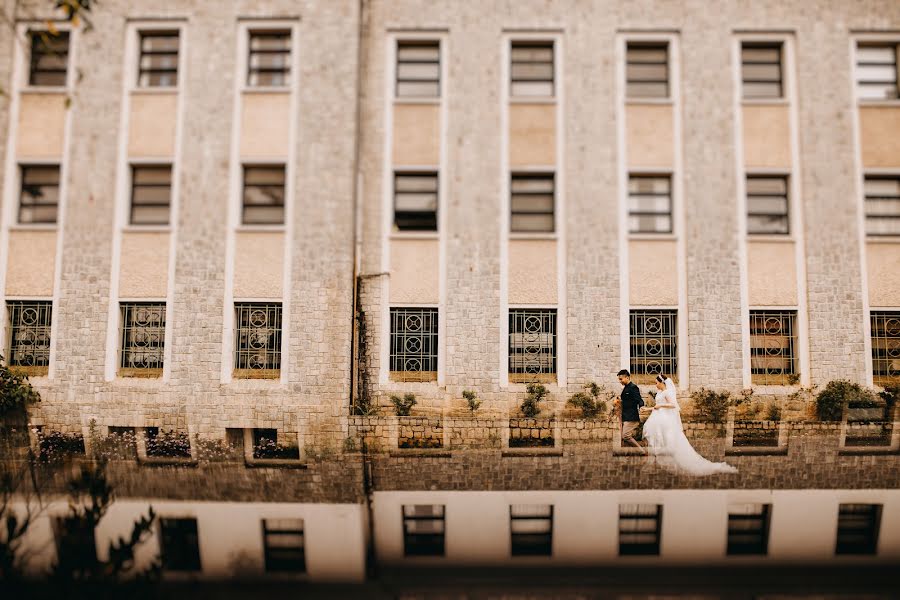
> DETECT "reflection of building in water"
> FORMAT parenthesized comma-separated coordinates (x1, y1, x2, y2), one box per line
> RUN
(1, 0, 899, 584)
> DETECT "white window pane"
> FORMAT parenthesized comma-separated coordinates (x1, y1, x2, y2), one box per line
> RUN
(510, 504, 552, 517)
(857, 64, 898, 82)
(511, 194, 554, 213)
(857, 83, 898, 100)
(397, 62, 439, 80)
(395, 175, 437, 192)
(743, 82, 782, 98)
(864, 178, 900, 197)
(511, 63, 554, 80)
(748, 196, 788, 214)
(397, 44, 439, 62)
(627, 82, 668, 98)
(395, 193, 437, 212)
(511, 177, 554, 194)
(628, 177, 669, 195)
(857, 45, 897, 64)
(397, 81, 439, 97)
(511, 213, 554, 232)
(511, 46, 553, 62)
(629, 195, 670, 213)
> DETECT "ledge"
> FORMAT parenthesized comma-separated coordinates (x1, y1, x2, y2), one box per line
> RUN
(612, 447, 649, 457)
(389, 450, 452, 458)
(244, 459, 308, 469)
(502, 448, 563, 458)
(838, 446, 899, 456)
(138, 457, 198, 467)
(726, 446, 788, 456)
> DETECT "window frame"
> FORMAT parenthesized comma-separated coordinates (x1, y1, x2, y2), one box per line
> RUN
(262, 518, 306, 573)
(27, 28, 70, 88)
(629, 309, 678, 384)
(509, 39, 555, 99)
(741, 40, 784, 100)
(508, 307, 558, 383)
(627, 173, 673, 235)
(727, 503, 771, 556)
(118, 302, 166, 377)
(395, 39, 441, 99)
(246, 28, 293, 89)
(862, 174, 900, 238)
(158, 517, 202, 572)
(510, 172, 556, 234)
(129, 164, 173, 226)
(17, 163, 61, 225)
(870, 311, 900, 387)
(137, 29, 180, 89)
(746, 173, 790, 236)
(855, 41, 900, 103)
(402, 504, 445, 557)
(618, 503, 663, 556)
(749, 309, 798, 386)
(241, 164, 286, 226)
(389, 307, 439, 382)
(835, 503, 882, 555)
(625, 40, 670, 100)
(393, 170, 439, 232)
(509, 504, 553, 557)
(6, 300, 53, 375)
(233, 302, 283, 378)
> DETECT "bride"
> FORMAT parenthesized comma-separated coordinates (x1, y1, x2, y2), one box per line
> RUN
(643, 374, 738, 476)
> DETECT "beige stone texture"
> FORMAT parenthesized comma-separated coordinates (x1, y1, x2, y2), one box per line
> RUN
(629, 240, 678, 305)
(390, 238, 439, 304)
(5, 230, 56, 295)
(233, 232, 284, 298)
(866, 242, 900, 307)
(392, 103, 440, 165)
(119, 231, 169, 298)
(742, 104, 791, 169)
(241, 92, 291, 158)
(509, 239, 557, 305)
(626, 104, 673, 168)
(128, 92, 178, 157)
(859, 106, 900, 168)
(747, 241, 797, 306)
(509, 103, 556, 166)
(17, 92, 67, 158)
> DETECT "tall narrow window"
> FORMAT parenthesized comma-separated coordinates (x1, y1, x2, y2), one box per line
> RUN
(836, 504, 881, 555)
(130, 165, 172, 225)
(727, 504, 771, 555)
(619, 504, 662, 556)
(52, 516, 98, 574)
(389, 308, 438, 381)
(626, 42, 668, 98)
(119, 303, 166, 376)
(629, 310, 678, 382)
(7, 301, 52, 373)
(159, 517, 202, 571)
(510, 504, 553, 556)
(19, 165, 60, 224)
(510, 41, 554, 97)
(628, 175, 672, 234)
(396, 40, 440, 98)
(234, 303, 282, 377)
(262, 519, 305, 573)
(510, 173, 554, 233)
(749, 311, 796, 385)
(402, 505, 445, 557)
(248, 30, 291, 87)
(508, 309, 557, 382)
(863, 176, 900, 236)
(138, 31, 179, 87)
(746, 175, 789, 235)
(741, 42, 783, 99)
(856, 43, 899, 100)
(394, 172, 438, 231)
(29, 30, 69, 86)
(242, 165, 285, 225)
(871, 311, 900, 387)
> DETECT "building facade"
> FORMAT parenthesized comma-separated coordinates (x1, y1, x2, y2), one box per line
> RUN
(1, 0, 900, 584)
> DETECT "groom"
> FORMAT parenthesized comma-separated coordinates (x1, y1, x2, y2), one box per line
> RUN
(616, 369, 647, 454)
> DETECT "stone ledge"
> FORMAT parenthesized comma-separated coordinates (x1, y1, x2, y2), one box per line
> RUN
(726, 446, 789, 456)
(389, 450, 452, 458)
(502, 448, 564, 458)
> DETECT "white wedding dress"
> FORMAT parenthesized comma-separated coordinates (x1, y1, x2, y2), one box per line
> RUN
(642, 377, 738, 476)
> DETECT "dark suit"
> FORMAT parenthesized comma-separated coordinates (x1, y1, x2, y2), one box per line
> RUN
(620, 381, 646, 451)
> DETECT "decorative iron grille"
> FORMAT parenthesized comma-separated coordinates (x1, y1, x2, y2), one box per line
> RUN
(234, 303, 282, 374)
(508, 309, 556, 380)
(120, 303, 165, 373)
(871, 311, 900, 386)
(750, 310, 796, 385)
(390, 308, 438, 378)
(629, 310, 677, 380)
(7, 301, 52, 369)
(510, 504, 553, 556)
(402, 505, 445, 557)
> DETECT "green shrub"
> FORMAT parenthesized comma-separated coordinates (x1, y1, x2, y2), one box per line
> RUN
(462, 390, 481, 413)
(878, 385, 899, 413)
(520, 383, 549, 418)
(390, 393, 417, 416)
(764, 401, 782, 422)
(690, 388, 732, 423)
(567, 381, 609, 419)
(815, 379, 878, 421)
